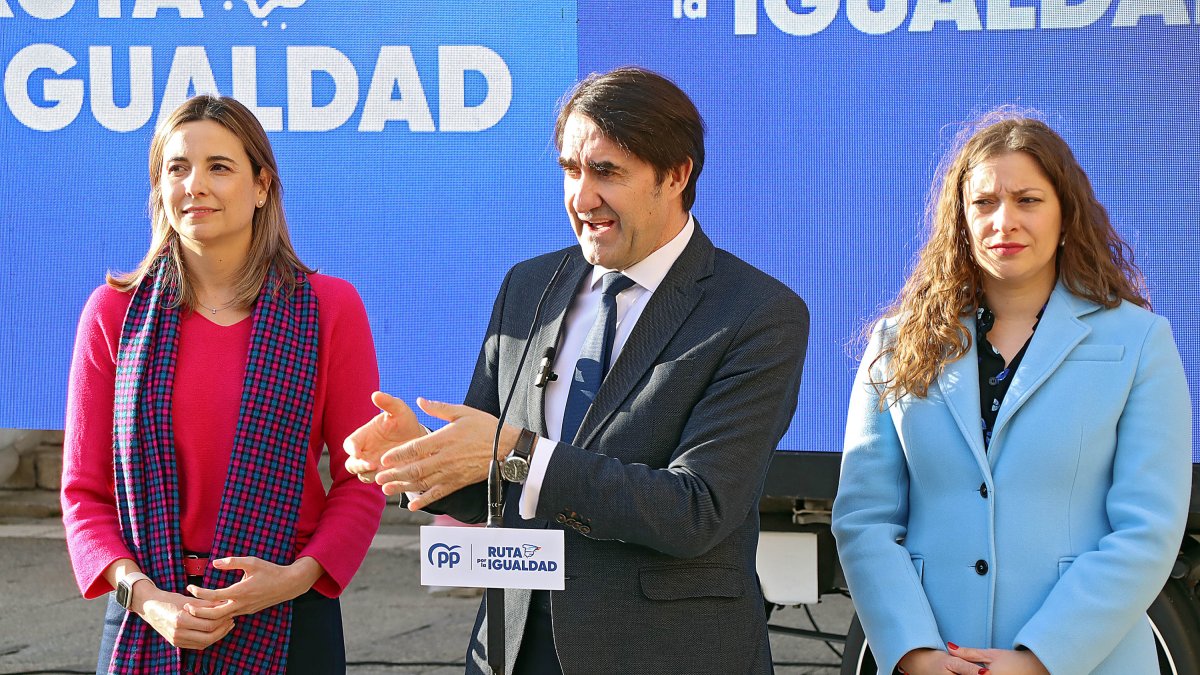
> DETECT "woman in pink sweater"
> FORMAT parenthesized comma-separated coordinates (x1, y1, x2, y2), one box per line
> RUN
(61, 95, 386, 674)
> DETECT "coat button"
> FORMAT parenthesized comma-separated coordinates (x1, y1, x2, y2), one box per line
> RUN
(975, 560, 989, 575)
(979, 483, 988, 498)
(988, 376, 998, 385)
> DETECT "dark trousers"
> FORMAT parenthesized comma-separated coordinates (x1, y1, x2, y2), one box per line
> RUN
(97, 587, 345, 674)
(511, 590, 563, 675)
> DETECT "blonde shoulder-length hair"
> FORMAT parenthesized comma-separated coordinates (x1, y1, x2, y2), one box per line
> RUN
(868, 108, 1148, 406)
(108, 94, 313, 309)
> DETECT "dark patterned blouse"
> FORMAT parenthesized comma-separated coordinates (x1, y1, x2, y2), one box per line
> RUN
(976, 300, 1045, 450)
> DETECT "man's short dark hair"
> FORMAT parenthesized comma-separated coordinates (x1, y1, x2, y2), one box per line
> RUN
(555, 67, 706, 211)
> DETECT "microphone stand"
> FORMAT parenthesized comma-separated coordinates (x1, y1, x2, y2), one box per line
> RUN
(485, 466, 505, 673)
(485, 253, 571, 674)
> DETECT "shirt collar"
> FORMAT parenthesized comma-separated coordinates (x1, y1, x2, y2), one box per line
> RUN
(587, 214, 695, 292)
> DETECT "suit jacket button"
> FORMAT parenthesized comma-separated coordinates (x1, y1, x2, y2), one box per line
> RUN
(975, 560, 989, 575)
(979, 483, 989, 498)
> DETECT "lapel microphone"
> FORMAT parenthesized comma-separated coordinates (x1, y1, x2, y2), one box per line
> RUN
(534, 347, 558, 388)
(485, 251, 571, 675)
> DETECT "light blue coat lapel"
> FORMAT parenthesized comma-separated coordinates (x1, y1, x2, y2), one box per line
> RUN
(936, 310, 990, 473)
(987, 283, 1098, 462)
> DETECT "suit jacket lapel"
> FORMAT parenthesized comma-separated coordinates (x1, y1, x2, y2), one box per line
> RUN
(936, 310, 989, 472)
(525, 252, 589, 438)
(575, 226, 715, 448)
(988, 283, 1095, 462)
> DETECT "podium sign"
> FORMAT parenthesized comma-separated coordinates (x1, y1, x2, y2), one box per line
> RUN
(420, 525, 565, 590)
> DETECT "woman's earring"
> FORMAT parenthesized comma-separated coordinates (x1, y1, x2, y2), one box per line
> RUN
(1059, 237, 1066, 247)
(257, 201, 264, 208)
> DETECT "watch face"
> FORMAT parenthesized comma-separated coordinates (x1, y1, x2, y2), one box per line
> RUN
(501, 457, 529, 482)
(116, 580, 132, 609)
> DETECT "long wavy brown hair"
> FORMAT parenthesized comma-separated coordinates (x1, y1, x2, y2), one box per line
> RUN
(869, 109, 1148, 405)
(108, 95, 313, 310)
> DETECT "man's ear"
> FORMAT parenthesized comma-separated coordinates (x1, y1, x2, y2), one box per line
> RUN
(664, 158, 694, 199)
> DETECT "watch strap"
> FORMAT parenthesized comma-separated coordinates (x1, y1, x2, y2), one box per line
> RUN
(117, 572, 151, 610)
(511, 427, 537, 462)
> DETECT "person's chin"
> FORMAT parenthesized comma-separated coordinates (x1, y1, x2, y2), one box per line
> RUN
(580, 235, 630, 268)
(576, 240, 603, 265)
(592, 252, 623, 269)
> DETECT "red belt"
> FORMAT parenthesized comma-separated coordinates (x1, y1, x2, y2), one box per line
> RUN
(184, 554, 210, 577)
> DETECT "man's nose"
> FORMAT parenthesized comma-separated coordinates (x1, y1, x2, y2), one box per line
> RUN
(572, 174, 602, 214)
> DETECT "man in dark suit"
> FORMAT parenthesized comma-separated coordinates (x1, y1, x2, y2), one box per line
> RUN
(346, 67, 808, 674)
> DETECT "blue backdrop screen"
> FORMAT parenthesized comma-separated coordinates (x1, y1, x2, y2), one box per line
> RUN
(2, 1, 1197, 459)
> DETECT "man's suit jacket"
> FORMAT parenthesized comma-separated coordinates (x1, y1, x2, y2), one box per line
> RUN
(430, 225, 809, 674)
(832, 283, 1191, 675)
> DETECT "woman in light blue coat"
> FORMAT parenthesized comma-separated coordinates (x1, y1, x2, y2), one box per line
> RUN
(832, 113, 1191, 675)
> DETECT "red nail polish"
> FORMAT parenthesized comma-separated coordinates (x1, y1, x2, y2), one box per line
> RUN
(947, 642, 959, 650)
(979, 669, 989, 675)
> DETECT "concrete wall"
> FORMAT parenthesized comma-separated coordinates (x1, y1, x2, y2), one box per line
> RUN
(0, 429, 63, 490)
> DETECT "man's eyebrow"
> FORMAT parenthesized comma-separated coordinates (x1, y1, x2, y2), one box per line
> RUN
(556, 157, 622, 172)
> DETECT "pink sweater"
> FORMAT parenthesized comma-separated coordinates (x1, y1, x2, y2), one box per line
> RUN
(61, 273, 385, 599)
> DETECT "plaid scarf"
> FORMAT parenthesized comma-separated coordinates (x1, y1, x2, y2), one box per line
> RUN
(110, 259, 319, 674)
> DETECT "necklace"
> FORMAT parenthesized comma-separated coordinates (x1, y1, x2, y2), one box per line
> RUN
(197, 298, 238, 315)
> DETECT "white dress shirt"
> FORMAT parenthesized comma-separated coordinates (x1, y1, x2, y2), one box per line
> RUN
(519, 216, 696, 518)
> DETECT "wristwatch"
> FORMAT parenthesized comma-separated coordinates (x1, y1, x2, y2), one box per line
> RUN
(500, 428, 538, 483)
(116, 572, 151, 610)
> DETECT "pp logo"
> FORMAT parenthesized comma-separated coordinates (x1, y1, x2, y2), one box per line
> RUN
(428, 543, 462, 569)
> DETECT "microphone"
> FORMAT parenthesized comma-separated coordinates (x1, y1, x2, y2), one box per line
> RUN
(485, 252, 571, 675)
(534, 347, 558, 388)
